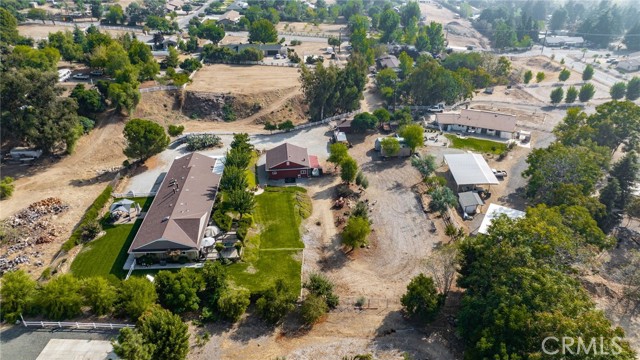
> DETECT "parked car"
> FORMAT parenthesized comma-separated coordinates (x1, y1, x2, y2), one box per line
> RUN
(427, 103, 445, 113)
(274, 54, 281, 59)
(90, 69, 104, 76)
(72, 73, 90, 80)
(484, 87, 494, 94)
(492, 169, 508, 178)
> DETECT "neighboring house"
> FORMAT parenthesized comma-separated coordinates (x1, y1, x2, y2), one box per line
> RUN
(444, 153, 499, 192)
(376, 55, 400, 70)
(266, 143, 321, 180)
(458, 191, 483, 215)
(374, 136, 412, 157)
(476, 203, 525, 234)
(337, 119, 353, 133)
(165, 0, 184, 12)
(436, 109, 517, 139)
(543, 35, 584, 47)
(223, 43, 284, 56)
(141, 35, 178, 51)
(128, 153, 224, 262)
(617, 58, 640, 72)
(227, 0, 248, 10)
(218, 10, 242, 25)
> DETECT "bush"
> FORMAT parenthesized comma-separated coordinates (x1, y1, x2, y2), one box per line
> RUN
(186, 134, 222, 151)
(401, 274, 443, 322)
(168, 124, 185, 136)
(0, 177, 15, 200)
(217, 288, 250, 322)
(78, 116, 95, 133)
(213, 210, 232, 231)
(38, 274, 83, 320)
(255, 279, 296, 324)
(301, 294, 328, 325)
(237, 215, 252, 240)
(304, 272, 339, 309)
(80, 219, 101, 242)
(290, 39, 302, 45)
(62, 185, 112, 251)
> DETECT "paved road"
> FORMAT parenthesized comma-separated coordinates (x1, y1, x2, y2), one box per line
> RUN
(0, 326, 117, 360)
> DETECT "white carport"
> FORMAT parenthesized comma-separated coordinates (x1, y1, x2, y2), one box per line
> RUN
(444, 153, 499, 191)
(477, 203, 526, 234)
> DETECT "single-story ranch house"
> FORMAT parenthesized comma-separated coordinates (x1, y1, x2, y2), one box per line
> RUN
(223, 43, 285, 56)
(436, 109, 517, 139)
(128, 153, 224, 262)
(266, 143, 320, 181)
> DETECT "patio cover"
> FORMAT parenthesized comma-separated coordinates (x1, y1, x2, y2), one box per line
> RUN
(444, 153, 499, 186)
(110, 199, 136, 213)
(477, 203, 526, 234)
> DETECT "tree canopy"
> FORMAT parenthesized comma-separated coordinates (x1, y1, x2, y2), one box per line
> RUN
(401, 274, 442, 322)
(342, 215, 370, 250)
(123, 119, 170, 161)
(249, 19, 278, 44)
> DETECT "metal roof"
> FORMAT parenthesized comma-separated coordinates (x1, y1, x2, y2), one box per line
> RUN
(458, 191, 484, 208)
(128, 153, 222, 253)
(477, 203, 526, 234)
(444, 153, 499, 186)
(436, 109, 517, 133)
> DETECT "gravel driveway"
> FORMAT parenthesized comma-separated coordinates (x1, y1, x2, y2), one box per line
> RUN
(123, 125, 334, 194)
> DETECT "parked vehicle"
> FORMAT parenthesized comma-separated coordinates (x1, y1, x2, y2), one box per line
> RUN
(484, 87, 494, 94)
(58, 69, 72, 82)
(90, 69, 104, 76)
(72, 73, 90, 80)
(492, 169, 508, 178)
(427, 103, 445, 113)
(274, 54, 281, 59)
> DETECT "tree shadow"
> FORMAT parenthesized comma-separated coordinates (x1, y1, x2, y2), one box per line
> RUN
(69, 169, 120, 187)
(318, 234, 350, 272)
(227, 309, 277, 344)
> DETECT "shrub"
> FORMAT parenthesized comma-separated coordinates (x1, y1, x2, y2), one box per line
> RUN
(168, 124, 185, 136)
(301, 294, 328, 325)
(213, 210, 232, 231)
(290, 39, 302, 45)
(0, 177, 15, 200)
(217, 287, 250, 322)
(80, 219, 102, 242)
(186, 134, 222, 151)
(63, 185, 112, 251)
(38, 274, 83, 320)
(401, 273, 443, 322)
(78, 116, 95, 133)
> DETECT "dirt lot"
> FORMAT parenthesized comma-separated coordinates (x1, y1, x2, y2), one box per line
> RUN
(0, 112, 127, 278)
(190, 64, 301, 94)
(18, 24, 133, 40)
(419, 2, 490, 50)
(277, 22, 344, 37)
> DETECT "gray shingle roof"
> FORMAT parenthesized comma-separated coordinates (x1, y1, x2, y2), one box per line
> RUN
(266, 143, 310, 170)
(129, 153, 222, 253)
(436, 109, 517, 133)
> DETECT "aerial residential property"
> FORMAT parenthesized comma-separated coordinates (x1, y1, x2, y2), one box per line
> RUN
(2, 0, 640, 359)
(127, 152, 223, 262)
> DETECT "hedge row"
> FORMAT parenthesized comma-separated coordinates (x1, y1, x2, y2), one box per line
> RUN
(237, 215, 253, 241)
(213, 209, 233, 232)
(62, 185, 113, 251)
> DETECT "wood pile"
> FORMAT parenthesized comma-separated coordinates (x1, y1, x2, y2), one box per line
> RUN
(0, 198, 69, 274)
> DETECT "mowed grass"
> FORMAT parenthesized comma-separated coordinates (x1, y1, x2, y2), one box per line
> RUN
(227, 187, 308, 296)
(253, 187, 305, 249)
(246, 151, 258, 188)
(70, 197, 153, 279)
(444, 134, 508, 155)
(70, 220, 142, 279)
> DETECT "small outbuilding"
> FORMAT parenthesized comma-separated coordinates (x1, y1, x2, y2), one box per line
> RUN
(444, 153, 499, 191)
(477, 203, 526, 234)
(266, 143, 321, 181)
(337, 119, 353, 133)
(458, 191, 484, 215)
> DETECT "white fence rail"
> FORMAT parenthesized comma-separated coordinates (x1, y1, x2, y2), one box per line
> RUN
(112, 192, 156, 198)
(277, 31, 349, 40)
(22, 320, 134, 330)
(204, 60, 301, 68)
(140, 85, 180, 93)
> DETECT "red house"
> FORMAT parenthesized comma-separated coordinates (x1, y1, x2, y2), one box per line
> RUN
(266, 143, 319, 180)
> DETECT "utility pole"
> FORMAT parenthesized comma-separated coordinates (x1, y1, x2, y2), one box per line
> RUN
(541, 29, 548, 55)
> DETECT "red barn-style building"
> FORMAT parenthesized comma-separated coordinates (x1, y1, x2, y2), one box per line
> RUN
(266, 143, 319, 180)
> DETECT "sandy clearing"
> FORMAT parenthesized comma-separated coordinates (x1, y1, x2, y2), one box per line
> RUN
(18, 24, 133, 40)
(189, 64, 301, 94)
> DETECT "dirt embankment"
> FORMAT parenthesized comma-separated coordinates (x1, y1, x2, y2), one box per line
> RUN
(135, 87, 308, 127)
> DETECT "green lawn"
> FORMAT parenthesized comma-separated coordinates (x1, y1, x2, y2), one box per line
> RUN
(444, 134, 508, 155)
(246, 151, 258, 188)
(70, 197, 153, 280)
(70, 219, 142, 280)
(227, 187, 308, 296)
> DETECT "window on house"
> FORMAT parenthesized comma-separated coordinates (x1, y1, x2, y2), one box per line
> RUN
(272, 171, 277, 175)
(300, 170, 307, 174)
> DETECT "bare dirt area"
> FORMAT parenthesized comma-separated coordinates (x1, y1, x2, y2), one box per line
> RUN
(189, 144, 462, 359)
(419, 2, 489, 50)
(190, 64, 301, 94)
(18, 24, 132, 40)
(0, 113, 127, 279)
(277, 22, 344, 37)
